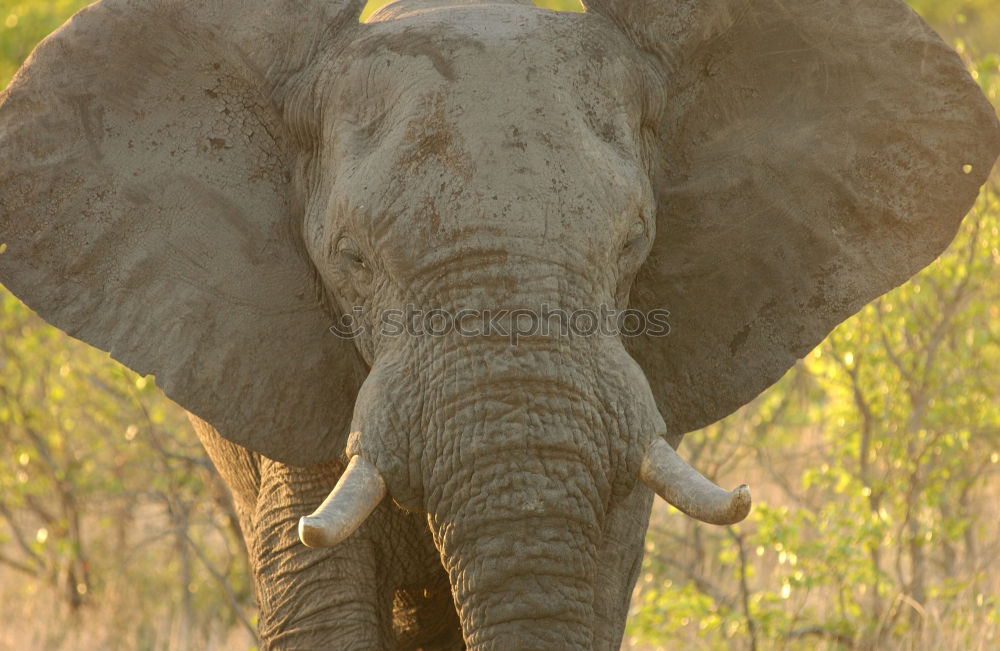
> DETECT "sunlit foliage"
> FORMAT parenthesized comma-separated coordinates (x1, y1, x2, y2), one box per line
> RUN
(0, 290, 254, 648)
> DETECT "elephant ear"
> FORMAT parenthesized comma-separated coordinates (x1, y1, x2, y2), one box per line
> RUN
(0, 0, 369, 465)
(589, 0, 1000, 434)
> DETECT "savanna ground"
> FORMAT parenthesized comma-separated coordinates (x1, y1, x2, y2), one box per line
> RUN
(0, 1, 997, 649)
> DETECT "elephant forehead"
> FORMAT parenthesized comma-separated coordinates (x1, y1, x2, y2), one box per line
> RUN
(325, 8, 650, 254)
(330, 3, 645, 155)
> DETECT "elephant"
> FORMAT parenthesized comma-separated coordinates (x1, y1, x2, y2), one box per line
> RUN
(1, 0, 997, 647)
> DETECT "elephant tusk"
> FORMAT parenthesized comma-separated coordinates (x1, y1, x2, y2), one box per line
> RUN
(298, 455, 387, 548)
(639, 438, 751, 526)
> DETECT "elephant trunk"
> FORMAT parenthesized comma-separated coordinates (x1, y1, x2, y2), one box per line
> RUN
(427, 450, 602, 649)
(410, 340, 620, 648)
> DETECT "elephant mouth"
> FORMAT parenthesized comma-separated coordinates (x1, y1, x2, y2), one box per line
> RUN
(298, 431, 750, 548)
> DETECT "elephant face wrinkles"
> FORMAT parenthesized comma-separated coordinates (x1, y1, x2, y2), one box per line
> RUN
(303, 6, 656, 346)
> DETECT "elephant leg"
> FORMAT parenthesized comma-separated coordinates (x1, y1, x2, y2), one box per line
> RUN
(385, 512, 464, 649)
(189, 415, 394, 648)
(188, 413, 260, 536)
(393, 583, 464, 649)
(251, 456, 395, 649)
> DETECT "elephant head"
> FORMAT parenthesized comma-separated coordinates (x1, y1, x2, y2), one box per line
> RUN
(1, 0, 997, 646)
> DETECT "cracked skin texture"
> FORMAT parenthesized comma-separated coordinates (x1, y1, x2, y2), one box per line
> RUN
(0, 0, 997, 647)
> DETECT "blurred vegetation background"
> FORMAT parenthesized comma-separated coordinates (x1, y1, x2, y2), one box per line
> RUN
(0, 0, 996, 649)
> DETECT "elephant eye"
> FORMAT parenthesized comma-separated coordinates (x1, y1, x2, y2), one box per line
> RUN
(623, 221, 647, 252)
(336, 237, 368, 270)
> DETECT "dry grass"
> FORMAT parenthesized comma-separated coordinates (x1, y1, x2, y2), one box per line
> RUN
(0, 567, 254, 651)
